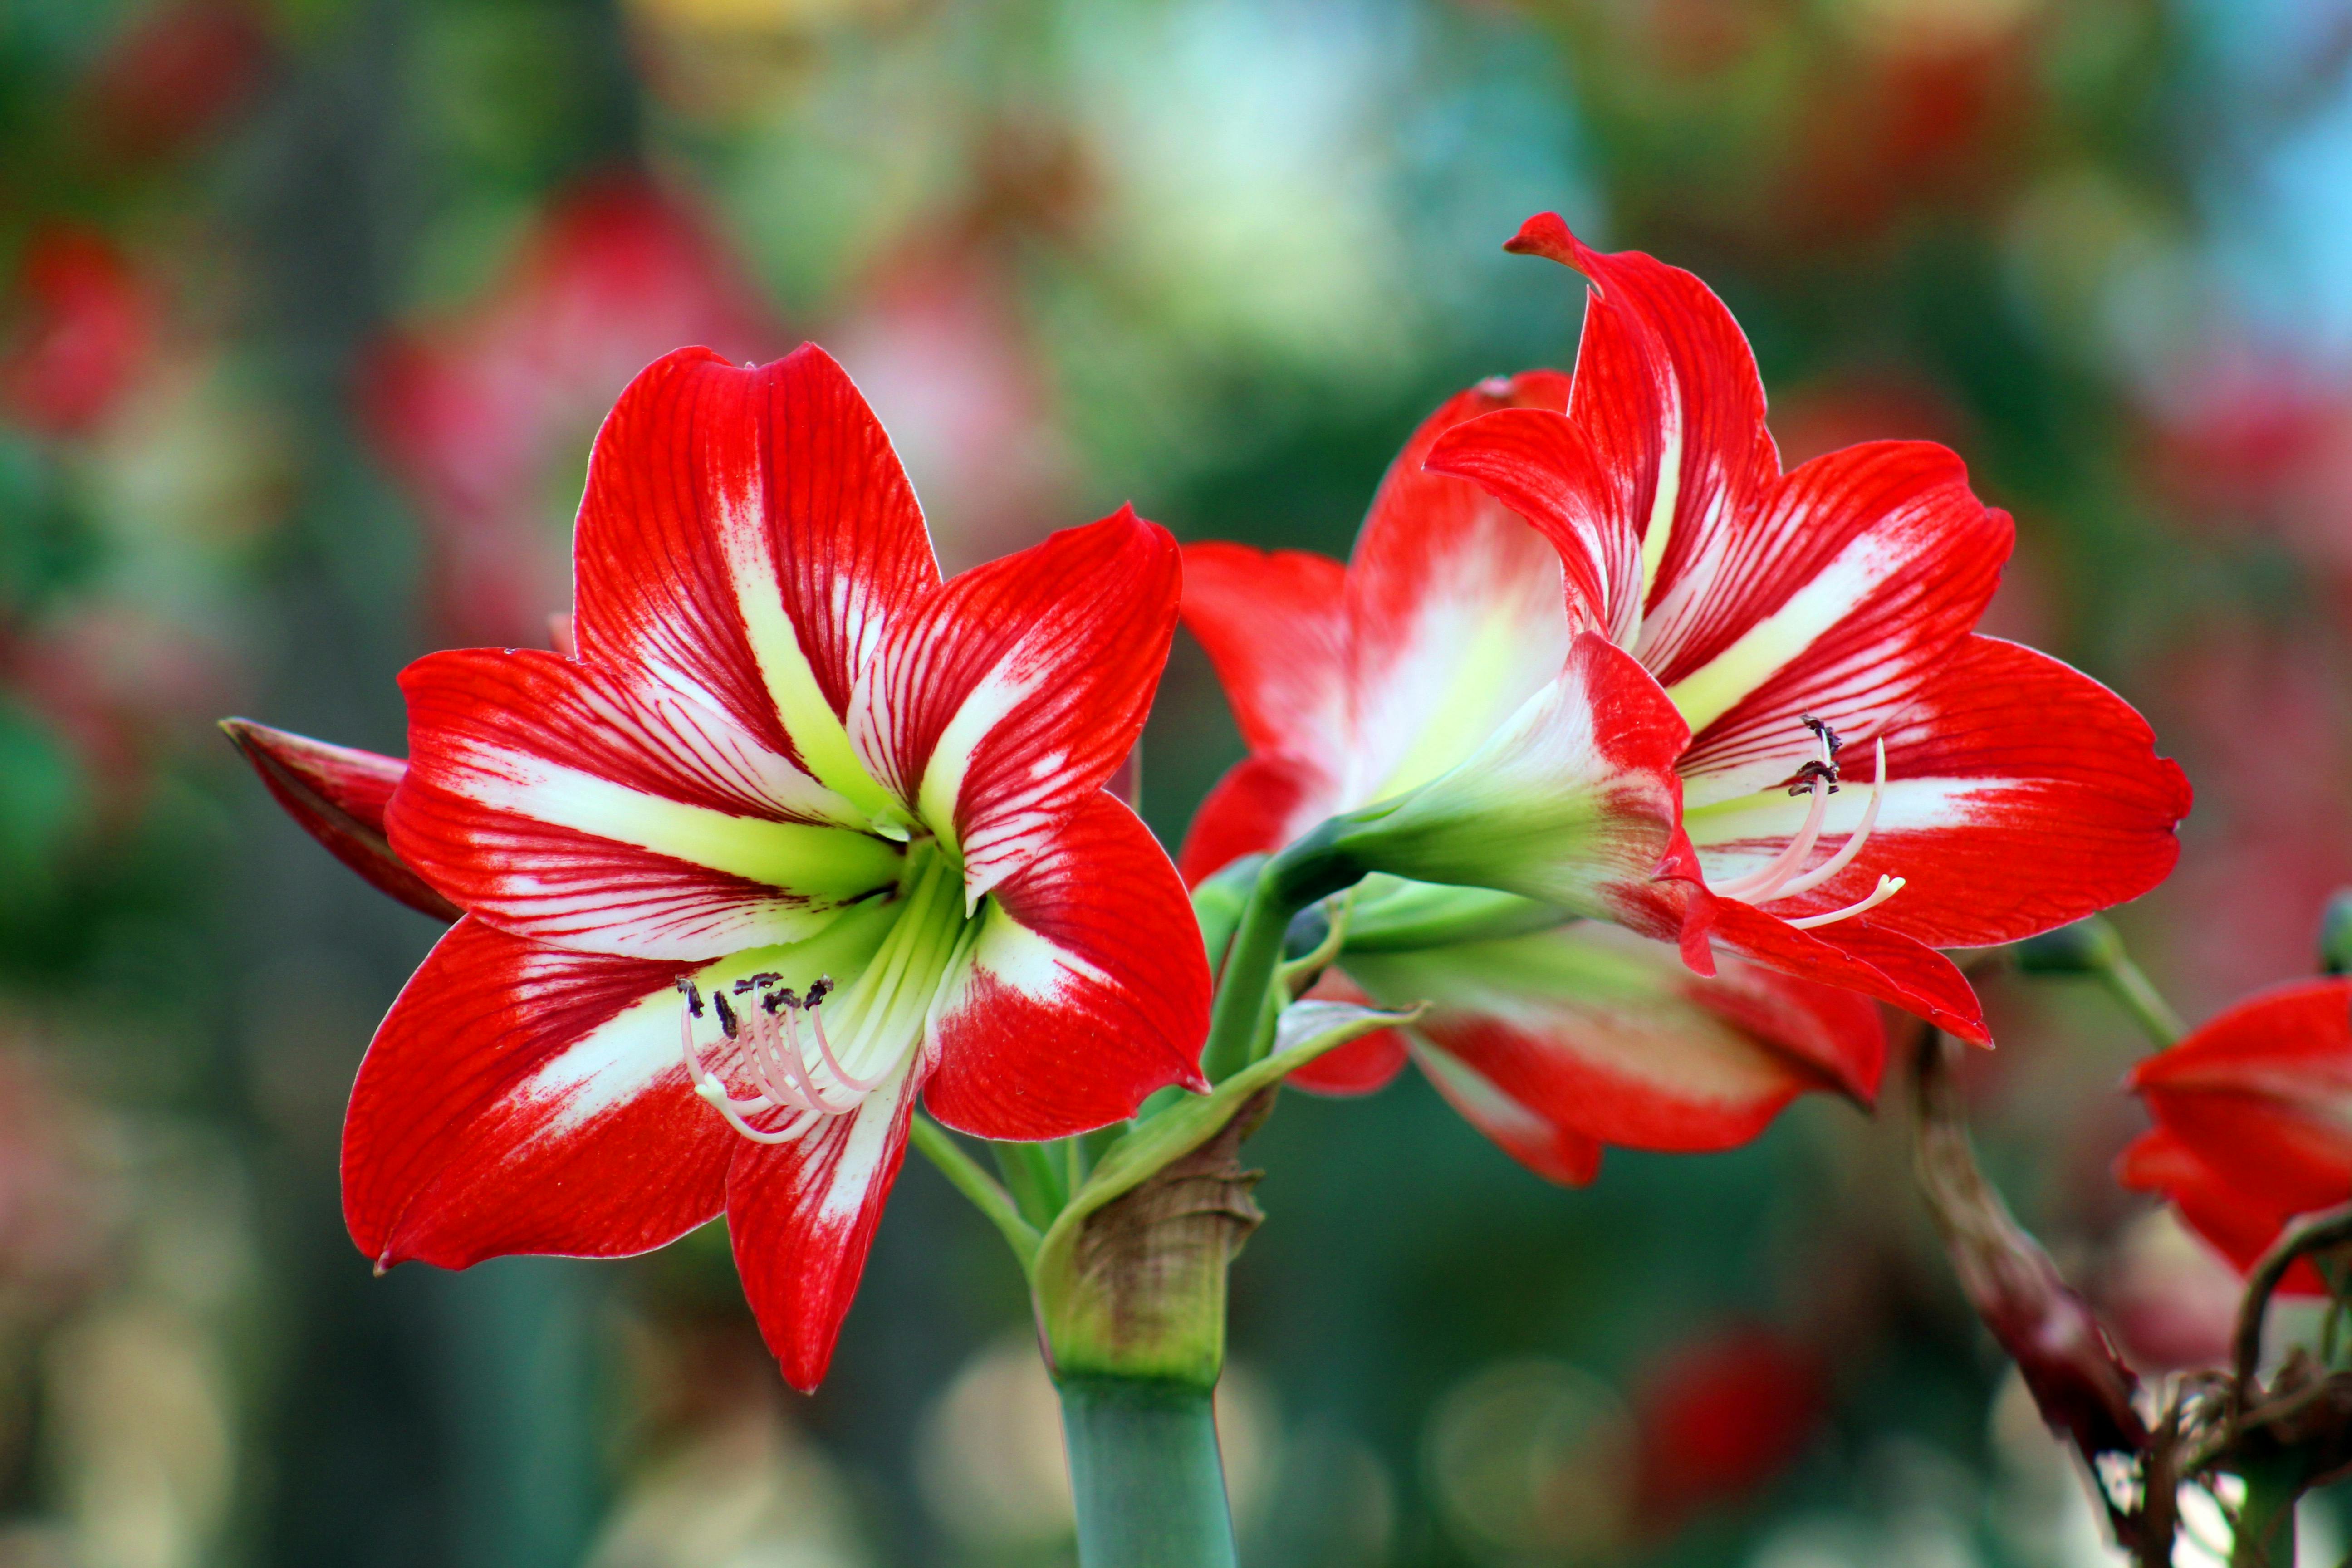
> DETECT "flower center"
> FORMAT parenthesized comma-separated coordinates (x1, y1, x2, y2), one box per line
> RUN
(1707, 715, 1904, 930)
(677, 846, 976, 1144)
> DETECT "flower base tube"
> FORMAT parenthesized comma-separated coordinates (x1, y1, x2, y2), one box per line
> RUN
(1058, 1376, 1239, 1568)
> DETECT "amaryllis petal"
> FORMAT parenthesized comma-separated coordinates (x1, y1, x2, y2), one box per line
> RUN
(1348, 924, 1884, 1154)
(2129, 979, 2352, 1212)
(1175, 750, 1338, 888)
(1665, 441, 2010, 783)
(851, 510, 1182, 906)
(1504, 214, 1775, 665)
(1331, 632, 1710, 967)
(1415, 1041, 1605, 1186)
(2116, 1127, 2327, 1296)
(570, 346, 939, 822)
(1343, 374, 1581, 806)
(392, 648, 903, 959)
(1685, 638, 2191, 948)
(343, 917, 728, 1270)
(1709, 898, 1988, 1044)
(924, 794, 1211, 1140)
(1282, 970, 1411, 1097)
(221, 718, 460, 922)
(726, 1054, 921, 1392)
(1421, 404, 1641, 642)
(1178, 543, 1351, 759)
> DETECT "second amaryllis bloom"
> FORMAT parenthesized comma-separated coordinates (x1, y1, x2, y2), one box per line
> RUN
(1185, 215, 2189, 1053)
(2119, 978, 2352, 1295)
(306, 344, 1207, 1389)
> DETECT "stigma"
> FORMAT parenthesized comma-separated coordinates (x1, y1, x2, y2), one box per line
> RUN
(675, 974, 879, 1144)
(1709, 716, 1904, 930)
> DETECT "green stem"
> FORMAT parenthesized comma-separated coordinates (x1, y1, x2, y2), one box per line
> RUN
(1198, 827, 1359, 1083)
(993, 1139, 1068, 1228)
(2231, 1456, 2302, 1568)
(907, 1115, 1039, 1266)
(1058, 1376, 1237, 1568)
(2097, 948, 2185, 1048)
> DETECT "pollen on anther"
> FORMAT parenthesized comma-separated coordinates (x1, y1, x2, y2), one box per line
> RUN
(805, 976, 834, 1007)
(674, 978, 705, 1018)
(1801, 712, 1843, 756)
(713, 991, 740, 1039)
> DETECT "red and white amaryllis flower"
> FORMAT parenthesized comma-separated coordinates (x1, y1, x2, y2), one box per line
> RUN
(1179, 372, 1883, 1171)
(1180, 217, 2187, 1165)
(2118, 978, 2352, 1296)
(267, 345, 1208, 1388)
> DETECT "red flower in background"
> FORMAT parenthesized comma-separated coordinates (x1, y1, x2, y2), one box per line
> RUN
(1422, 216, 2188, 1035)
(272, 345, 1206, 1388)
(0, 225, 157, 437)
(78, 0, 275, 166)
(1631, 1325, 1828, 1529)
(1184, 218, 2188, 1170)
(363, 174, 779, 648)
(2119, 978, 2352, 1296)
(1180, 361, 1887, 1181)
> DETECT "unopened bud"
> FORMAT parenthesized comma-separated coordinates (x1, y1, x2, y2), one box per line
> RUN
(2318, 890, 2352, 976)
(2014, 917, 2122, 976)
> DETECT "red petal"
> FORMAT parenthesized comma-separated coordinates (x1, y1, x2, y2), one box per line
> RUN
(1421, 406, 1642, 640)
(1688, 637, 2190, 949)
(1345, 373, 1585, 804)
(1504, 215, 1776, 656)
(1416, 1040, 1606, 1185)
(221, 719, 461, 922)
(391, 648, 901, 959)
(852, 509, 1182, 904)
(924, 794, 1211, 1140)
(726, 1057, 920, 1391)
(1174, 751, 1339, 887)
(343, 917, 729, 1269)
(1710, 898, 1989, 1044)
(2129, 978, 2352, 1214)
(1666, 442, 2011, 782)
(570, 345, 941, 771)
(1283, 970, 1410, 1097)
(1179, 542, 1351, 758)
(1356, 926, 1883, 1152)
(2116, 1127, 2327, 1296)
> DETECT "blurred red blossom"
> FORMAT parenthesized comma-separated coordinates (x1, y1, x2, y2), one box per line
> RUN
(362, 174, 780, 647)
(2118, 977, 2352, 1297)
(1630, 1323, 1828, 1529)
(0, 225, 158, 437)
(826, 252, 1074, 572)
(4, 601, 236, 815)
(78, 0, 275, 167)
(2144, 349, 2352, 574)
(2155, 627, 2352, 1009)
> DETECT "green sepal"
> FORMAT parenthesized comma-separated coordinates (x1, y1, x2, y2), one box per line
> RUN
(1029, 998, 1422, 1387)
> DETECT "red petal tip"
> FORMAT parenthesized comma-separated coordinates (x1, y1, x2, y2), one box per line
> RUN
(1504, 212, 1583, 265)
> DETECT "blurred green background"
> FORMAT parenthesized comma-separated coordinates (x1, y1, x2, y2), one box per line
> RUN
(3, 0, 2351, 1562)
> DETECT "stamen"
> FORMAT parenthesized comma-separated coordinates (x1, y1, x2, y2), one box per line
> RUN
(1786, 874, 1905, 930)
(676, 969, 880, 1142)
(805, 1000, 882, 1094)
(1707, 723, 1906, 926)
(1712, 774, 1833, 899)
(1773, 739, 1887, 898)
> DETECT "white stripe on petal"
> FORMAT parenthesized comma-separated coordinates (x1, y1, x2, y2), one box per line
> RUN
(1663, 528, 1910, 734)
(447, 745, 903, 901)
(710, 488, 908, 829)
